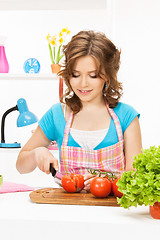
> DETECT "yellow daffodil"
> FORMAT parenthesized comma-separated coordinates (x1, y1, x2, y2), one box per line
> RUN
(50, 40, 56, 46)
(67, 30, 71, 35)
(50, 35, 57, 45)
(46, 34, 50, 40)
(61, 28, 68, 33)
(46, 27, 70, 65)
(46, 33, 51, 43)
(59, 32, 63, 37)
(59, 37, 63, 44)
(51, 34, 57, 41)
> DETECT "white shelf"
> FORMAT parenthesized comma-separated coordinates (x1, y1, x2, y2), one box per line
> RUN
(0, 73, 59, 80)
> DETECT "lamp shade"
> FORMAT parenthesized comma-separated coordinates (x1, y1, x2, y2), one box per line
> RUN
(17, 98, 38, 127)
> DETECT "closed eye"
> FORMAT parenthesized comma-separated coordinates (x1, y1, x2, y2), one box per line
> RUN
(90, 75, 97, 78)
(72, 73, 80, 78)
(89, 74, 98, 78)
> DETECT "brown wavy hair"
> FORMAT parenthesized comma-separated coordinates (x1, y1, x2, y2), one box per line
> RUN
(58, 30, 123, 113)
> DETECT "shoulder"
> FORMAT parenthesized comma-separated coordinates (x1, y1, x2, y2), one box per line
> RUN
(40, 102, 62, 121)
(50, 102, 62, 114)
(113, 102, 140, 133)
(113, 102, 139, 115)
(38, 102, 63, 141)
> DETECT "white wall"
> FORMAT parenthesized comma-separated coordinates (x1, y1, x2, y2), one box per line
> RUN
(0, 79, 60, 145)
(0, 9, 106, 73)
(0, 0, 160, 149)
(111, 0, 160, 148)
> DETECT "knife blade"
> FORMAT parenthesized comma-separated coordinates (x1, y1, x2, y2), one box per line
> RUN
(50, 164, 63, 187)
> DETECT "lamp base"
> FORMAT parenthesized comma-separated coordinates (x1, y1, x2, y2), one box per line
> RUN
(0, 142, 21, 148)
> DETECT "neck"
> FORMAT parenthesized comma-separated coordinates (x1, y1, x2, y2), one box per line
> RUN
(81, 97, 105, 110)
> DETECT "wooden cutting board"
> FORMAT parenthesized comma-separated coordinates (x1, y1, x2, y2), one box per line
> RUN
(29, 188, 120, 206)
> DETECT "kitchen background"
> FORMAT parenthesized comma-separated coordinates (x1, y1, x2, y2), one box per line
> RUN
(0, 0, 160, 160)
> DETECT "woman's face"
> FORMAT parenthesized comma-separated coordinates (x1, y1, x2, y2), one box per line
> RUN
(69, 56, 105, 105)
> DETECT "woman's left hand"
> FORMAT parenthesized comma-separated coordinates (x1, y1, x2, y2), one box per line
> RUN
(83, 173, 97, 192)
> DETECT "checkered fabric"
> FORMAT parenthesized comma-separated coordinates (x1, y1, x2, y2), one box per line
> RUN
(60, 103, 125, 175)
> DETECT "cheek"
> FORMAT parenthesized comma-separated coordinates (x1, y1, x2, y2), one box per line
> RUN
(69, 78, 73, 86)
(96, 80, 105, 91)
(70, 78, 78, 90)
(69, 78, 74, 89)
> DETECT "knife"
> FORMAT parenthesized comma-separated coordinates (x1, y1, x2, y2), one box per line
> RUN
(50, 164, 63, 187)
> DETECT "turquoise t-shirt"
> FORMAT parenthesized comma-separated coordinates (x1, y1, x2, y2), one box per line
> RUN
(38, 102, 140, 161)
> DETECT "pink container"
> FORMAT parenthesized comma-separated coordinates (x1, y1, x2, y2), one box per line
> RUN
(0, 46, 9, 73)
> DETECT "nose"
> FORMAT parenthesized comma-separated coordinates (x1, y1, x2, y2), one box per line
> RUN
(80, 75, 88, 88)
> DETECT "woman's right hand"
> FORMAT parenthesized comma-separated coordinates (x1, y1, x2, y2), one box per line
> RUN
(33, 147, 59, 175)
(16, 126, 59, 174)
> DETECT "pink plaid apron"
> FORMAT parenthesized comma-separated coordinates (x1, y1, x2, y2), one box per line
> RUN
(60, 103, 125, 175)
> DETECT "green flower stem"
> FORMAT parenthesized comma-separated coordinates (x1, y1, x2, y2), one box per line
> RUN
(53, 46, 55, 62)
(58, 54, 64, 62)
(56, 44, 62, 64)
(49, 43, 55, 64)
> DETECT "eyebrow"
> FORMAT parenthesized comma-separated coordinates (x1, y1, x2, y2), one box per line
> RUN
(72, 70, 97, 73)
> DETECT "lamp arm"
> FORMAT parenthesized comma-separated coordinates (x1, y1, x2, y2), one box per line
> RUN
(1, 105, 18, 143)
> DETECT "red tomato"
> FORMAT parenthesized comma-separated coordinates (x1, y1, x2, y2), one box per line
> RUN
(150, 202, 160, 219)
(90, 177, 111, 198)
(112, 178, 123, 198)
(108, 178, 114, 196)
(103, 176, 114, 196)
(61, 173, 84, 193)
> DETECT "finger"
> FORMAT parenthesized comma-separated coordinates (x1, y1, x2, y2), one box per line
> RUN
(50, 157, 59, 172)
(52, 158, 59, 171)
(44, 161, 51, 175)
(83, 184, 90, 192)
(38, 163, 44, 172)
(44, 156, 56, 174)
(84, 173, 95, 181)
(38, 157, 47, 172)
(84, 178, 93, 186)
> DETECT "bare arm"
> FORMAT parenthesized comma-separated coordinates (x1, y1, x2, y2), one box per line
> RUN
(124, 116, 142, 171)
(16, 126, 59, 174)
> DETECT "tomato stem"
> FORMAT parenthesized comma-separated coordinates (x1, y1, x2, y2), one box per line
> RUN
(87, 169, 118, 180)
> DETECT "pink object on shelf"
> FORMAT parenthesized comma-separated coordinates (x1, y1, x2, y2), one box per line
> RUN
(48, 145, 59, 150)
(0, 181, 34, 194)
(0, 46, 9, 73)
(48, 141, 59, 150)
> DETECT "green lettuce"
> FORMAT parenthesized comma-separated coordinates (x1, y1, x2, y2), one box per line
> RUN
(117, 146, 160, 209)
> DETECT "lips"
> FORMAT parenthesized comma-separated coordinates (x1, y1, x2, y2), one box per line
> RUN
(78, 89, 92, 95)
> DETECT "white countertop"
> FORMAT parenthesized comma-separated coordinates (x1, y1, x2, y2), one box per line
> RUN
(0, 191, 160, 240)
(0, 149, 160, 240)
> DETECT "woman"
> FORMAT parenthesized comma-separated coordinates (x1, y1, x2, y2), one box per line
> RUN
(16, 30, 142, 191)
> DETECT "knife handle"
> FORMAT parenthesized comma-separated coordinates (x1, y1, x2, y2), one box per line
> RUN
(50, 164, 56, 177)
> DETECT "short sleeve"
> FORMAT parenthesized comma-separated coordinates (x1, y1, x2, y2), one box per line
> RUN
(123, 106, 140, 132)
(114, 103, 140, 133)
(38, 107, 55, 141)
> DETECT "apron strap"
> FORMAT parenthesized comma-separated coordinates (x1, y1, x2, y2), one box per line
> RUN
(105, 102, 123, 142)
(62, 112, 73, 146)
